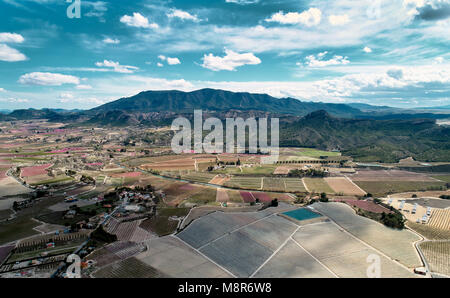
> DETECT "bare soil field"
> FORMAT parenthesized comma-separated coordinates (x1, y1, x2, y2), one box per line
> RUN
(136, 236, 232, 278)
(325, 177, 366, 196)
(428, 209, 450, 230)
(216, 189, 229, 202)
(209, 175, 230, 185)
(311, 202, 422, 268)
(0, 177, 31, 197)
(390, 190, 450, 199)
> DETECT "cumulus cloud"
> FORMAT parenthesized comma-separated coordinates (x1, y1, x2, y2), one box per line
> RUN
(120, 12, 159, 29)
(0, 88, 5, 92)
(167, 9, 199, 22)
(0, 32, 27, 62)
(103, 37, 120, 44)
(201, 49, 261, 71)
(157, 62, 163, 67)
(158, 55, 181, 65)
(0, 32, 24, 43)
(363, 46, 372, 53)
(95, 60, 139, 73)
(302, 51, 350, 67)
(328, 14, 350, 25)
(265, 8, 322, 27)
(19, 72, 80, 86)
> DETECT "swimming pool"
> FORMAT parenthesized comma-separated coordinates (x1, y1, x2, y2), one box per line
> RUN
(282, 208, 322, 221)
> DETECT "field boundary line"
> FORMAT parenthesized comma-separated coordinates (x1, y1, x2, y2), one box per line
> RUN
(343, 175, 367, 195)
(171, 235, 237, 278)
(302, 178, 309, 192)
(260, 177, 264, 190)
(290, 237, 339, 278)
(196, 213, 276, 251)
(249, 226, 301, 278)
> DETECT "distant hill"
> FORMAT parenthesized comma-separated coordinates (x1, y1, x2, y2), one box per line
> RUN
(90, 88, 364, 118)
(281, 110, 450, 162)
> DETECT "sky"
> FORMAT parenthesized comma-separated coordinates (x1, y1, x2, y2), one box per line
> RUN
(0, 0, 449, 110)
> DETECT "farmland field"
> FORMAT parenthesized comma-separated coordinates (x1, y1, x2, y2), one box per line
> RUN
(180, 172, 216, 183)
(93, 257, 165, 278)
(354, 181, 447, 197)
(406, 221, 450, 240)
(325, 177, 366, 196)
(419, 241, 450, 276)
(303, 178, 334, 194)
(186, 188, 217, 205)
(224, 176, 262, 190)
(284, 178, 306, 192)
(312, 202, 422, 268)
(262, 177, 285, 192)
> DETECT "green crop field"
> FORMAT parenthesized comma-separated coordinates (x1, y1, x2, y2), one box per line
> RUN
(303, 178, 334, 193)
(434, 175, 450, 183)
(181, 172, 216, 183)
(262, 177, 285, 192)
(186, 188, 217, 205)
(224, 176, 262, 190)
(284, 178, 307, 192)
(406, 221, 450, 240)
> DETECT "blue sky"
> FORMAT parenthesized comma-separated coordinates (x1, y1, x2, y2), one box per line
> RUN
(0, 0, 449, 110)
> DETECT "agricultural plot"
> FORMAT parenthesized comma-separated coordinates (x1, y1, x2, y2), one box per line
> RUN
(325, 177, 366, 196)
(141, 158, 195, 171)
(354, 181, 446, 197)
(334, 199, 391, 214)
(311, 202, 422, 268)
(292, 222, 414, 277)
(406, 221, 450, 240)
(93, 257, 165, 278)
(419, 241, 450, 276)
(209, 175, 230, 185)
(216, 189, 229, 203)
(224, 176, 262, 190)
(284, 178, 307, 192)
(136, 236, 232, 278)
(181, 172, 216, 184)
(262, 178, 285, 192)
(240, 191, 255, 203)
(186, 188, 217, 205)
(428, 209, 450, 230)
(0, 177, 31, 197)
(303, 178, 334, 194)
(434, 175, 450, 183)
(254, 240, 335, 278)
(350, 170, 437, 182)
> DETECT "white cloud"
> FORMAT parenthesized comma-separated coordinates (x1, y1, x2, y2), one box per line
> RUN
(167, 9, 199, 22)
(19, 72, 80, 86)
(75, 84, 93, 90)
(302, 51, 350, 67)
(95, 60, 139, 73)
(225, 0, 260, 4)
(167, 57, 181, 65)
(103, 37, 120, 44)
(201, 49, 261, 71)
(0, 44, 27, 62)
(0, 32, 24, 43)
(0, 97, 29, 103)
(265, 8, 322, 27)
(363, 46, 372, 53)
(120, 12, 159, 29)
(157, 62, 164, 67)
(434, 56, 444, 64)
(328, 14, 350, 26)
(0, 88, 5, 92)
(158, 55, 181, 65)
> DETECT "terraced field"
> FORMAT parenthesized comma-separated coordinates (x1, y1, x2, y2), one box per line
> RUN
(303, 178, 334, 194)
(419, 241, 450, 276)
